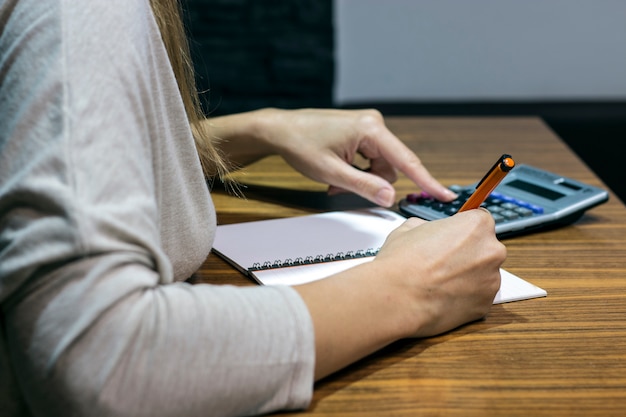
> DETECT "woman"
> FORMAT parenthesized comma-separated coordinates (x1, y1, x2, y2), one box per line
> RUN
(0, 0, 505, 416)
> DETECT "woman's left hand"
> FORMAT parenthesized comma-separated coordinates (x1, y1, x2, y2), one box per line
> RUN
(208, 108, 457, 207)
(257, 108, 457, 207)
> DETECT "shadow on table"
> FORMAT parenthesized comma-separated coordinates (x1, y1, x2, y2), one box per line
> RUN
(213, 181, 380, 212)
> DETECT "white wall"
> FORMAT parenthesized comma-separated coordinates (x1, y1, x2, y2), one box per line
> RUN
(334, 0, 626, 104)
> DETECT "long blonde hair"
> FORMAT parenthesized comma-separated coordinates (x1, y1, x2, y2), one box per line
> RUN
(149, 0, 229, 181)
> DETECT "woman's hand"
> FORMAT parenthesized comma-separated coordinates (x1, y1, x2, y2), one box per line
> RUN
(373, 209, 505, 337)
(207, 108, 457, 207)
(296, 208, 505, 379)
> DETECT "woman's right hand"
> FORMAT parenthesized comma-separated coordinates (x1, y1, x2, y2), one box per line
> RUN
(374, 209, 506, 338)
(296, 208, 505, 380)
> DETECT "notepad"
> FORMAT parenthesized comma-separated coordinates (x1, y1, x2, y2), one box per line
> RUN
(212, 207, 547, 304)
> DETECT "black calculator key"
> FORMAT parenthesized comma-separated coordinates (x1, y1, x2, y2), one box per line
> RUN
(402, 187, 546, 226)
(501, 210, 520, 220)
(492, 213, 506, 223)
(486, 205, 504, 213)
(514, 207, 534, 217)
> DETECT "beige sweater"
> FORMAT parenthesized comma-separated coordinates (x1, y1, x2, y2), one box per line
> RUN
(0, 1, 314, 415)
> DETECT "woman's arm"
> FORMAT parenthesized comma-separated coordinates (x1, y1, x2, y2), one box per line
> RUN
(297, 209, 505, 380)
(204, 108, 506, 381)
(200, 109, 277, 168)
(202, 108, 458, 207)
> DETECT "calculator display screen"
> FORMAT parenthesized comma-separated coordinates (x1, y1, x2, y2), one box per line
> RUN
(505, 179, 565, 201)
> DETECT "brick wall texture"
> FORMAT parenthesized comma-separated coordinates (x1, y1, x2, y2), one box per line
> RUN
(184, 0, 334, 116)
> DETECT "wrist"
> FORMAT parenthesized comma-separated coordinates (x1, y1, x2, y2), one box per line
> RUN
(365, 258, 430, 339)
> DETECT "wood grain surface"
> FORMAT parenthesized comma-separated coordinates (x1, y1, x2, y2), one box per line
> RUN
(193, 117, 626, 416)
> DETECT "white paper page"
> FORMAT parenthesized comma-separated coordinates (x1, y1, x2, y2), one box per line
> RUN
(213, 207, 406, 270)
(252, 257, 374, 286)
(255, 265, 546, 304)
(493, 269, 547, 304)
(213, 207, 546, 304)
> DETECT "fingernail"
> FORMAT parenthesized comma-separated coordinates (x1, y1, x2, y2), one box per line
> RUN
(445, 189, 458, 199)
(375, 187, 394, 207)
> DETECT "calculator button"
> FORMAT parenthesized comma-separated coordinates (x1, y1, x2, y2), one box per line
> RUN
(449, 185, 463, 193)
(404, 189, 545, 222)
(492, 213, 506, 223)
(500, 202, 518, 210)
(406, 193, 419, 203)
(486, 205, 504, 213)
(515, 200, 533, 209)
(500, 210, 520, 220)
(514, 207, 534, 217)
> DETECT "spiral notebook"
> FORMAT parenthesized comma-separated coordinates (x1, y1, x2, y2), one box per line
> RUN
(212, 207, 547, 304)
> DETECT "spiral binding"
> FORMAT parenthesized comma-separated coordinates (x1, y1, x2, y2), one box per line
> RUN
(249, 248, 380, 271)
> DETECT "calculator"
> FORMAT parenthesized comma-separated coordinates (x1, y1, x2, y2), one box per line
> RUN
(398, 164, 609, 238)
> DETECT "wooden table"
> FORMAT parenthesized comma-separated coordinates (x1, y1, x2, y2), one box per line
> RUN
(194, 117, 626, 416)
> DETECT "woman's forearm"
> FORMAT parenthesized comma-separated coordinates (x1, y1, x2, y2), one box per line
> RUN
(295, 260, 414, 380)
(199, 108, 281, 169)
(296, 212, 505, 381)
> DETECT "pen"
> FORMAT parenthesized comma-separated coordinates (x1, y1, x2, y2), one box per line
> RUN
(458, 154, 515, 212)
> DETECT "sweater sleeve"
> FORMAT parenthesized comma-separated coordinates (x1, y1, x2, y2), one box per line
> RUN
(5, 257, 315, 417)
(0, 1, 315, 416)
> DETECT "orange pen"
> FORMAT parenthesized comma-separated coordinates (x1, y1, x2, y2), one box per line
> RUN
(458, 154, 516, 212)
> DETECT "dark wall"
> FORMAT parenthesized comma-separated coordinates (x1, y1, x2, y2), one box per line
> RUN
(184, 0, 334, 116)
